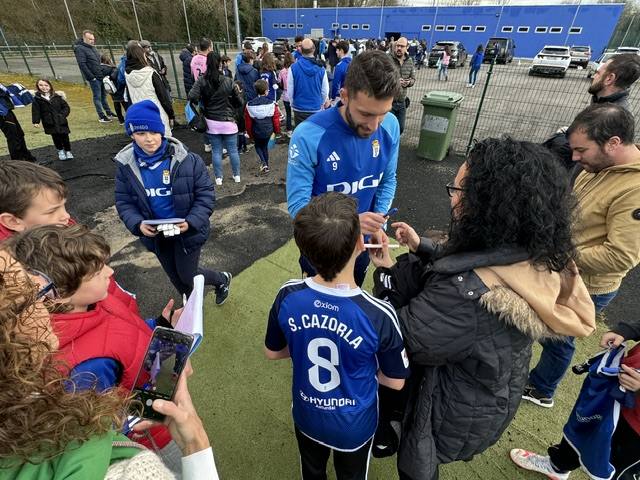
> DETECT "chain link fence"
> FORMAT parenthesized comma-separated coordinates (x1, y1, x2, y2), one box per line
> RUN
(402, 57, 640, 153)
(2, 42, 639, 152)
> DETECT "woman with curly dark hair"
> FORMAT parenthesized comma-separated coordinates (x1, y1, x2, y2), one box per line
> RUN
(369, 137, 596, 480)
(0, 250, 218, 478)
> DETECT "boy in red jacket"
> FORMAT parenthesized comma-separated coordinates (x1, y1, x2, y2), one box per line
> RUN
(511, 324, 640, 479)
(6, 224, 182, 473)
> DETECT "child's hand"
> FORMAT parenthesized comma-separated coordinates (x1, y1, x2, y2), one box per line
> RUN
(177, 222, 189, 233)
(161, 298, 184, 327)
(619, 364, 640, 392)
(600, 331, 625, 348)
(139, 223, 157, 237)
(33, 123, 40, 128)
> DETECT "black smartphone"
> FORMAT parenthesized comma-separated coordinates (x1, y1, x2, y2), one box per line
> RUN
(130, 327, 194, 421)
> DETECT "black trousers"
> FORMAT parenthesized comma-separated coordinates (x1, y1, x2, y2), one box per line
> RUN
(254, 136, 269, 167)
(295, 426, 373, 480)
(114, 101, 128, 123)
(549, 415, 640, 479)
(154, 238, 226, 297)
(0, 111, 36, 161)
(51, 133, 71, 151)
(293, 109, 315, 128)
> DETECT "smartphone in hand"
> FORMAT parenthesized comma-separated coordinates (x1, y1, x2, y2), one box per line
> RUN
(130, 327, 194, 421)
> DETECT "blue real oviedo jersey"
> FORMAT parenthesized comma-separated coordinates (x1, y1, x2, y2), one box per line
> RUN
(265, 278, 409, 451)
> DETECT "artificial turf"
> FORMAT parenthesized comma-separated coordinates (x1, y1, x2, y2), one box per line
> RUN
(190, 239, 600, 479)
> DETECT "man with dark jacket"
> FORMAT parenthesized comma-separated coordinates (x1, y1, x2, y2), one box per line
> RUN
(179, 44, 195, 95)
(0, 84, 38, 163)
(390, 37, 415, 135)
(141, 40, 171, 99)
(588, 54, 640, 112)
(288, 38, 330, 126)
(234, 53, 260, 102)
(73, 30, 115, 122)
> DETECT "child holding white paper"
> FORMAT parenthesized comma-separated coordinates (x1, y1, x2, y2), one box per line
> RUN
(5, 224, 183, 471)
(115, 100, 232, 303)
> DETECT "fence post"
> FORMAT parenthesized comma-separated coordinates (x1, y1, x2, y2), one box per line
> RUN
(106, 40, 116, 64)
(17, 45, 32, 76)
(0, 50, 8, 71)
(168, 43, 183, 100)
(465, 57, 495, 156)
(42, 44, 57, 79)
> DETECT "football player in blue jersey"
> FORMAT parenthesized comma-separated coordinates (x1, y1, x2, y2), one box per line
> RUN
(286, 50, 402, 287)
(265, 192, 409, 479)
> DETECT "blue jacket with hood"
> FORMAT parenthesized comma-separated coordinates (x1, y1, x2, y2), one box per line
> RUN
(114, 137, 215, 254)
(290, 56, 327, 112)
(235, 61, 260, 102)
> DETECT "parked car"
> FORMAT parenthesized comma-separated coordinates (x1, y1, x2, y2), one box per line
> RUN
(484, 37, 516, 64)
(615, 46, 640, 55)
(243, 36, 273, 53)
(428, 41, 467, 68)
(272, 38, 290, 58)
(529, 45, 571, 78)
(569, 45, 591, 68)
(586, 52, 619, 78)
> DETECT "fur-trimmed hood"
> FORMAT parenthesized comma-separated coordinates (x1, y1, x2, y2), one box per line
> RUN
(476, 261, 595, 341)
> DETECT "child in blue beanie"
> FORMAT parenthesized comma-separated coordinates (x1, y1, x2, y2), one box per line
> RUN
(114, 100, 232, 303)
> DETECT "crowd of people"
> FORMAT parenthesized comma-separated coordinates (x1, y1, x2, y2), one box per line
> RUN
(0, 27, 640, 480)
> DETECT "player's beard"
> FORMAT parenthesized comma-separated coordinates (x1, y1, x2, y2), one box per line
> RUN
(345, 102, 374, 138)
(588, 77, 604, 96)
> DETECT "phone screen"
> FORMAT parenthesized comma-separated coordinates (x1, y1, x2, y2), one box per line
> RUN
(131, 327, 193, 420)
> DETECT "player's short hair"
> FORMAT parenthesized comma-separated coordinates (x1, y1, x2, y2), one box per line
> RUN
(199, 37, 212, 52)
(344, 50, 401, 100)
(337, 41, 350, 55)
(567, 103, 635, 147)
(294, 35, 304, 44)
(254, 79, 269, 96)
(294, 193, 360, 282)
(243, 41, 253, 51)
(0, 161, 68, 218)
(605, 54, 640, 89)
(6, 224, 110, 298)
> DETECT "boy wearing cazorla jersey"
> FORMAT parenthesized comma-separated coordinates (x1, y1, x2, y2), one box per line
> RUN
(265, 192, 409, 479)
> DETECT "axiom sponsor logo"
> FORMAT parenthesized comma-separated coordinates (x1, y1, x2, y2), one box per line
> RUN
(313, 299, 340, 312)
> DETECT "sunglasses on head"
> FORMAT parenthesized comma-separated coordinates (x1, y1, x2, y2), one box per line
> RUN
(27, 268, 60, 300)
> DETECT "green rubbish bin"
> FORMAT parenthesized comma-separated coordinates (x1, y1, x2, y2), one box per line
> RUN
(417, 91, 464, 161)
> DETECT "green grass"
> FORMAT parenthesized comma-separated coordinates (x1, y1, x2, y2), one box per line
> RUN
(0, 73, 185, 155)
(191, 240, 601, 479)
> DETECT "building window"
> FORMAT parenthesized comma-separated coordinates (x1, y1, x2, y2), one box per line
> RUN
(331, 22, 339, 29)
(517, 26, 529, 33)
(362, 24, 370, 30)
(297, 23, 303, 29)
(501, 26, 513, 33)
(341, 23, 349, 29)
(288, 23, 295, 29)
(446, 25, 456, 31)
(421, 25, 431, 31)
(569, 26, 582, 34)
(475, 25, 486, 32)
(273, 23, 279, 29)
(535, 26, 548, 33)
(435, 25, 445, 31)
(351, 24, 359, 30)
(461, 25, 472, 32)
(549, 26, 563, 33)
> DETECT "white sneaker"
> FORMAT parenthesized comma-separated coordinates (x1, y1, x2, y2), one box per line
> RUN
(233, 175, 241, 183)
(466, 83, 472, 87)
(215, 177, 223, 186)
(510, 449, 570, 480)
(57, 150, 67, 160)
(204, 144, 212, 153)
(65, 151, 74, 159)
(471, 84, 476, 88)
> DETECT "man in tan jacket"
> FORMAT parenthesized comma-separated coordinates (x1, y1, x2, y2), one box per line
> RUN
(524, 103, 640, 408)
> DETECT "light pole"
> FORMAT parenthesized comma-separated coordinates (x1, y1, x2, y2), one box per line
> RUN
(620, 13, 636, 47)
(182, 0, 192, 44)
(223, 0, 231, 48)
(131, 0, 143, 41)
(378, 0, 385, 40)
(62, 0, 77, 39)
(233, 0, 242, 49)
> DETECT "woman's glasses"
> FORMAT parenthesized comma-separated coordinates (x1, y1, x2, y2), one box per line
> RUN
(445, 182, 464, 198)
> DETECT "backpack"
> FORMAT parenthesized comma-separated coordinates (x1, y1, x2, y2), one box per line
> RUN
(103, 75, 117, 94)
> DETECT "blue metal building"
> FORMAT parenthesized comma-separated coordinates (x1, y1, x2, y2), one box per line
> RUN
(262, 4, 624, 58)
